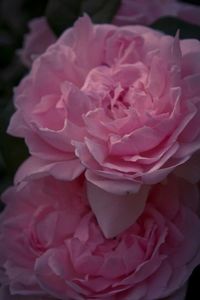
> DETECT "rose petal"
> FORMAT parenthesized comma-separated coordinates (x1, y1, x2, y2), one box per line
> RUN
(86, 181, 149, 238)
(162, 283, 188, 300)
(15, 156, 85, 184)
(86, 169, 141, 194)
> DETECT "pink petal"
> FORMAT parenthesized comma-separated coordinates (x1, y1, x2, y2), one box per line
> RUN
(35, 248, 76, 300)
(86, 169, 141, 194)
(162, 283, 188, 300)
(62, 81, 91, 126)
(15, 156, 85, 184)
(86, 181, 149, 238)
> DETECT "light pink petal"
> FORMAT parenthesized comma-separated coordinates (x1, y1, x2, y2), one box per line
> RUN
(109, 126, 166, 156)
(181, 39, 200, 58)
(35, 249, 77, 300)
(22, 130, 69, 161)
(7, 110, 27, 137)
(86, 169, 141, 194)
(15, 156, 85, 184)
(146, 55, 166, 98)
(74, 142, 100, 170)
(59, 15, 116, 79)
(32, 44, 84, 95)
(84, 138, 108, 165)
(32, 121, 74, 153)
(86, 181, 149, 238)
(62, 81, 92, 126)
(182, 52, 200, 77)
(60, 15, 115, 72)
(4, 260, 43, 296)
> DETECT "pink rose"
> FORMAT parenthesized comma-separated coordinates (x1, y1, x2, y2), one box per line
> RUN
(19, 17, 56, 67)
(0, 175, 199, 300)
(113, 0, 200, 26)
(9, 16, 200, 196)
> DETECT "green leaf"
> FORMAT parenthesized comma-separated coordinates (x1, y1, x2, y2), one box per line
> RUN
(46, 0, 122, 36)
(151, 16, 200, 39)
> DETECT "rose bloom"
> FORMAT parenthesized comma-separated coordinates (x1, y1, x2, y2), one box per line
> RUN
(9, 16, 200, 195)
(113, 0, 200, 26)
(0, 174, 200, 300)
(19, 17, 56, 67)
